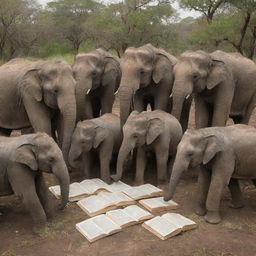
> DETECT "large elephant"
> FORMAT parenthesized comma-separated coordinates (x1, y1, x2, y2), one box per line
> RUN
(111, 110, 183, 185)
(164, 125, 256, 224)
(0, 133, 70, 232)
(171, 50, 256, 128)
(72, 49, 121, 121)
(68, 113, 121, 184)
(0, 58, 77, 162)
(118, 44, 192, 131)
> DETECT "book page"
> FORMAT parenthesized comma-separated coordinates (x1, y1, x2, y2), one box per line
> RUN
(77, 194, 113, 216)
(106, 181, 132, 193)
(106, 209, 137, 227)
(143, 216, 181, 239)
(123, 205, 154, 222)
(99, 191, 135, 206)
(79, 178, 108, 194)
(122, 187, 148, 200)
(137, 184, 163, 196)
(139, 197, 179, 212)
(162, 213, 197, 231)
(92, 214, 121, 235)
(76, 218, 106, 242)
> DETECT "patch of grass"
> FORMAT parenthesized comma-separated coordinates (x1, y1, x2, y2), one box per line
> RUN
(18, 239, 35, 248)
(221, 221, 243, 231)
(45, 53, 75, 64)
(1, 249, 16, 256)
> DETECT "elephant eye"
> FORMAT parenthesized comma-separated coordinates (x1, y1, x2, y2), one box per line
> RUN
(92, 71, 97, 77)
(54, 88, 58, 93)
(140, 69, 145, 75)
(48, 156, 54, 162)
(192, 73, 200, 80)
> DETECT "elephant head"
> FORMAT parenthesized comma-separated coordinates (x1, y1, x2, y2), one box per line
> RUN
(164, 128, 225, 201)
(111, 111, 164, 181)
(19, 61, 77, 162)
(14, 133, 70, 209)
(68, 120, 107, 167)
(171, 50, 227, 123)
(119, 44, 175, 127)
(72, 49, 120, 120)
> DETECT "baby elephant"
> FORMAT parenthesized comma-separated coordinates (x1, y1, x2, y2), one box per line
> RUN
(0, 133, 70, 232)
(164, 124, 256, 224)
(68, 113, 122, 184)
(111, 110, 183, 185)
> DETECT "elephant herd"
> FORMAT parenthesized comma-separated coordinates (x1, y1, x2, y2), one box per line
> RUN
(1, 43, 256, 233)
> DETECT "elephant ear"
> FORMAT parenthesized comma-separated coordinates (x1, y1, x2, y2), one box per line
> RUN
(146, 118, 164, 145)
(20, 69, 42, 101)
(206, 59, 227, 90)
(14, 144, 38, 171)
(93, 126, 106, 149)
(153, 54, 170, 84)
(102, 57, 120, 87)
(203, 135, 224, 165)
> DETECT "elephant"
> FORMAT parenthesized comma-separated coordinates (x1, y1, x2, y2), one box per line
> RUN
(68, 113, 122, 184)
(0, 58, 77, 162)
(72, 49, 121, 121)
(118, 43, 191, 131)
(171, 50, 256, 129)
(0, 132, 70, 232)
(164, 124, 256, 224)
(111, 110, 183, 185)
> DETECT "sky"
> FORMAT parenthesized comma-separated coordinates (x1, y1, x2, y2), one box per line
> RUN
(37, 0, 201, 19)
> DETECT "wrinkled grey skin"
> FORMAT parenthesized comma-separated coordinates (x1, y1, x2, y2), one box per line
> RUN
(164, 125, 256, 224)
(0, 133, 70, 232)
(68, 113, 121, 184)
(171, 50, 256, 128)
(119, 44, 191, 131)
(72, 49, 121, 121)
(112, 110, 183, 185)
(0, 58, 77, 163)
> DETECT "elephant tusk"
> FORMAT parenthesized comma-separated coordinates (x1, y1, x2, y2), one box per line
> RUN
(185, 94, 190, 99)
(169, 93, 173, 98)
(86, 89, 91, 95)
(114, 90, 119, 95)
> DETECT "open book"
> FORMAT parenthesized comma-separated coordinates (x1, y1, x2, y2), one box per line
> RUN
(139, 197, 179, 213)
(49, 179, 131, 202)
(76, 214, 122, 242)
(106, 205, 154, 228)
(142, 213, 197, 240)
(77, 191, 136, 216)
(122, 184, 163, 200)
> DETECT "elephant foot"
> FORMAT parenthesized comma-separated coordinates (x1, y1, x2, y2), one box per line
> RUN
(102, 177, 111, 185)
(229, 200, 244, 209)
(204, 211, 221, 224)
(195, 204, 206, 216)
(111, 174, 121, 182)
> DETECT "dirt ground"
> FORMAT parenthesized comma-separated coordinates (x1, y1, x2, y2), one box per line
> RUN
(1, 102, 256, 256)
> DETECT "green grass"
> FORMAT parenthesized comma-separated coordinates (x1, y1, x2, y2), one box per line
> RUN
(45, 53, 75, 64)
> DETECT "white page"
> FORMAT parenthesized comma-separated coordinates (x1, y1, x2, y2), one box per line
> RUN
(162, 213, 196, 229)
(122, 187, 148, 199)
(77, 195, 112, 214)
(139, 197, 178, 209)
(123, 205, 152, 221)
(106, 181, 132, 192)
(76, 218, 105, 241)
(92, 214, 121, 234)
(143, 216, 180, 237)
(79, 179, 107, 194)
(136, 184, 163, 195)
(99, 191, 134, 205)
(106, 209, 136, 226)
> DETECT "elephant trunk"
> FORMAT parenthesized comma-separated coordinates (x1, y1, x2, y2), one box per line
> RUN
(52, 160, 70, 209)
(58, 95, 77, 163)
(164, 157, 189, 201)
(68, 143, 82, 168)
(75, 78, 92, 121)
(171, 80, 193, 122)
(119, 76, 140, 127)
(111, 140, 134, 181)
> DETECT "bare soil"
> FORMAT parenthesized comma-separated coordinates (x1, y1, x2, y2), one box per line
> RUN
(1, 103, 256, 256)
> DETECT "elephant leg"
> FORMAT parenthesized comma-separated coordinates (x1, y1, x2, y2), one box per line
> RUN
(180, 96, 192, 132)
(155, 149, 168, 185)
(82, 152, 91, 179)
(8, 163, 47, 231)
(205, 159, 234, 224)
(195, 96, 210, 128)
(99, 143, 113, 184)
(133, 93, 144, 112)
(228, 178, 244, 208)
(84, 97, 93, 119)
(253, 179, 256, 186)
(135, 147, 147, 185)
(0, 128, 12, 136)
(231, 115, 243, 124)
(101, 84, 115, 114)
(195, 166, 211, 216)
(91, 97, 101, 117)
(35, 174, 53, 218)
(154, 87, 169, 111)
(241, 94, 256, 124)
